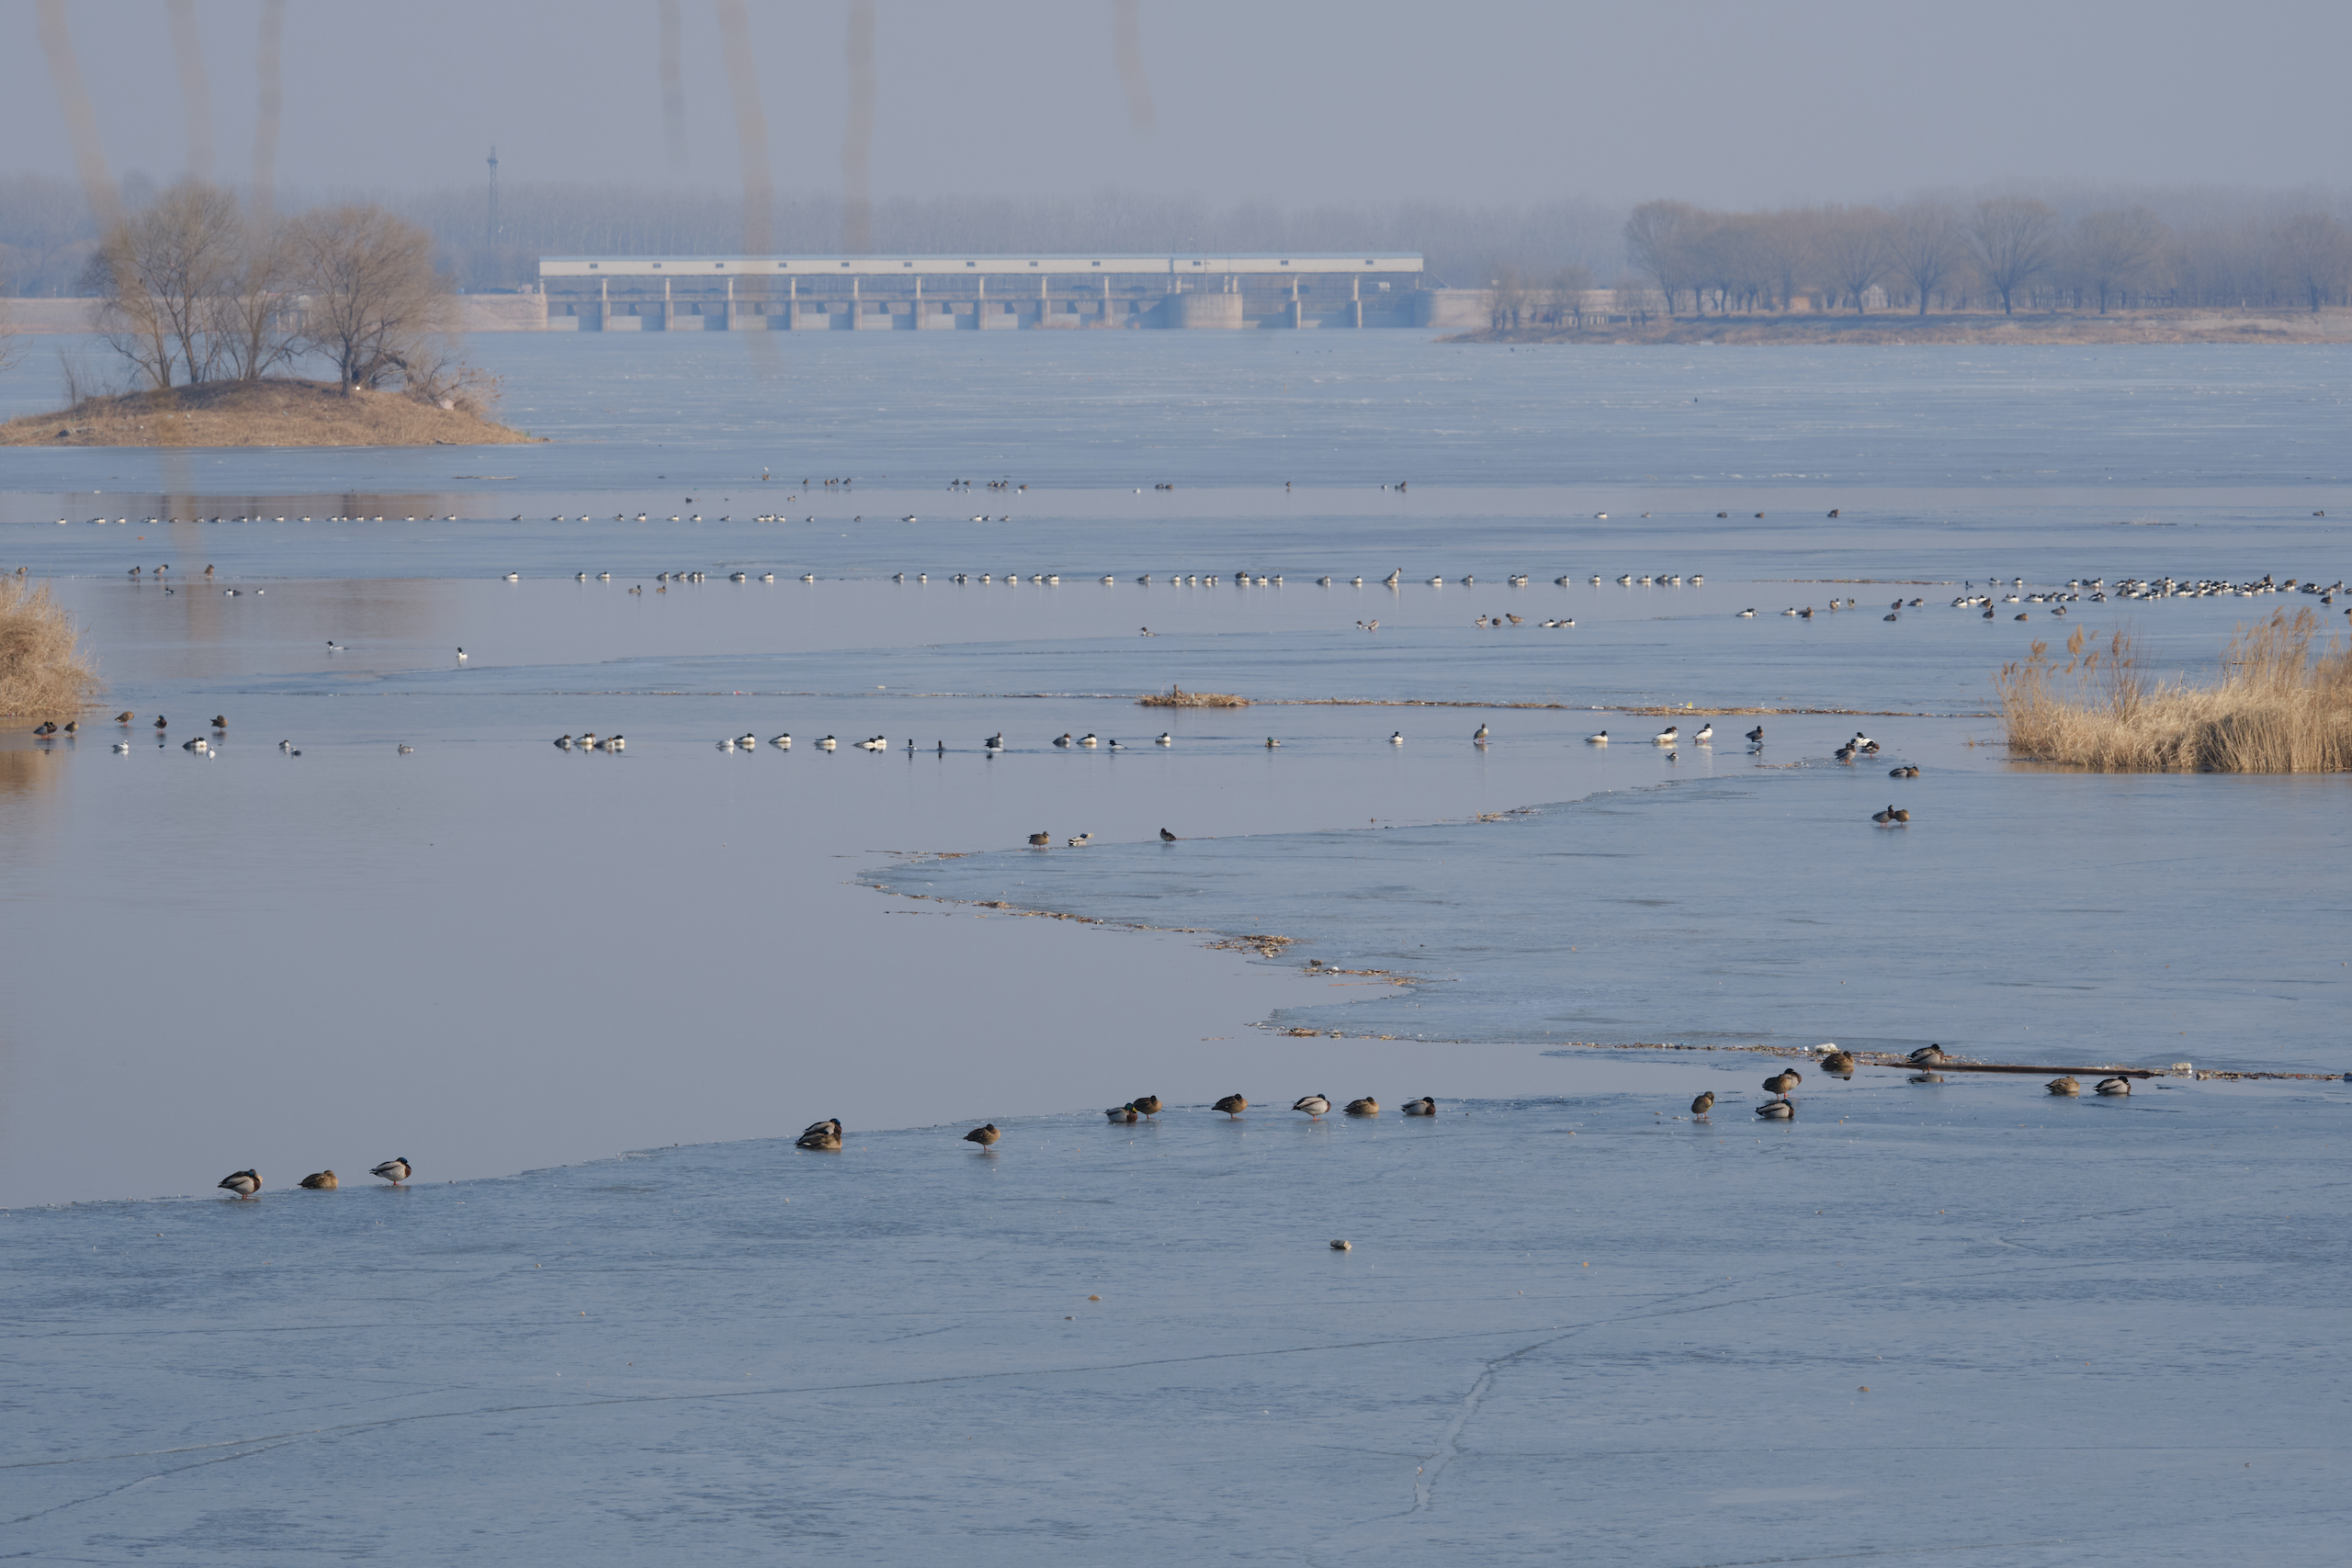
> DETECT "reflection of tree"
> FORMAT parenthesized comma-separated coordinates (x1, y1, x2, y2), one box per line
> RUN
(0, 748, 64, 801)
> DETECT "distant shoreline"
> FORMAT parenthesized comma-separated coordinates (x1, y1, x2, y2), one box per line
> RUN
(1446, 307, 2352, 346)
(0, 378, 537, 448)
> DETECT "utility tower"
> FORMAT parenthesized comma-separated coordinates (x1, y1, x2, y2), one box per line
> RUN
(486, 146, 502, 255)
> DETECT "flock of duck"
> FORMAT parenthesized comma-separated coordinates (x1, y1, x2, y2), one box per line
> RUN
(795, 1093, 1439, 1155)
(215, 1157, 411, 1200)
(1695, 1043, 2134, 1121)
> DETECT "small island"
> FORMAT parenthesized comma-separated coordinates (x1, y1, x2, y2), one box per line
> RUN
(0, 377, 534, 447)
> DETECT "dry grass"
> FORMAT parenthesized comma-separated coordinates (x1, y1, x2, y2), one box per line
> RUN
(1137, 686, 1251, 707)
(0, 578, 101, 718)
(1996, 610, 2352, 772)
(0, 378, 534, 447)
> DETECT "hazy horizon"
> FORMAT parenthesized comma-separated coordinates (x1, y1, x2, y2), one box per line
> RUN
(6, 0, 2350, 213)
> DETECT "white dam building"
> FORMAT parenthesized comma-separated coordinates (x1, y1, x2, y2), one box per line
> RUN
(529, 253, 1431, 330)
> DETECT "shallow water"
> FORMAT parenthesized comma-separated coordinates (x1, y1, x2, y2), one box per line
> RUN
(3, 333, 2347, 1559)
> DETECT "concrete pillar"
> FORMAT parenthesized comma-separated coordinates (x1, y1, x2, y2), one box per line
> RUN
(1353, 275, 1363, 328)
(597, 276, 608, 331)
(662, 276, 673, 330)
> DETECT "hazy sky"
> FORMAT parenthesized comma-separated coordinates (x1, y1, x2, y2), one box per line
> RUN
(8, 0, 2350, 209)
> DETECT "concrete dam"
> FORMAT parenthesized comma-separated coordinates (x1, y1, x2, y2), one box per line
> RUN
(530, 253, 1436, 331)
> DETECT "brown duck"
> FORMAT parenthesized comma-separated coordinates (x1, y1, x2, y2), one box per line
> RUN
(796, 1119, 843, 1150)
(1212, 1094, 1248, 1117)
(1343, 1096, 1380, 1116)
(963, 1123, 1001, 1147)
(299, 1170, 338, 1190)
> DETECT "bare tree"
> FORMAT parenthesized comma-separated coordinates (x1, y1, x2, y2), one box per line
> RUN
(1547, 263, 1594, 327)
(1624, 200, 1699, 316)
(2069, 207, 2169, 313)
(1888, 202, 1965, 317)
(2269, 213, 2352, 313)
(287, 204, 457, 393)
(1818, 206, 1890, 312)
(83, 180, 243, 388)
(210, 210, 298, 380)
(1968, 197, 2061, 316)
(1487, 263, 1527, 332)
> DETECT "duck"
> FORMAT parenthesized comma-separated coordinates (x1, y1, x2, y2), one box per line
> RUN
(2096, 1077, 2132, 1096)
(115, 711, 134, 724)
(183, 737, 209, 752)
(1344, 1096, 1380, 1116)
(1473, 723, 1489, 742)
(1132, 1095, 1163, 1117)
(1764, 1069, 1802, 1096)
(1871, 805, 1903, 825)
(1692, 723, 1714, 743)
(1821, 1049, 1857, 1076)
(1890, 764, 1919, 777)
(397, 744, 414, 754)
(1737, 607, 1757, 617)
(2046, 1076, 2081, 1096)
(771, 733, 792, 748)
(33, 721, 55, 736)
(1390, 731, 1404, 745)
(1907, 1044, 1950, 1066)
(963, 1123, 1001, 1147)
(1265, 737, 1282, 748)
(985, 733, 1004, 750)
(817, 736, 837, 750)
(370, 1157, 413, 1185)
(154, 715, 169, 730)
(736, 734, 758, 749)
(1067, 833, 1092, 847)
(1745, 725, 1764, 742)
(1105, 1103, 1140, 1122)
(299, 1170, 338, 1190)
(1053, 733, 1073, 748)
(457, 648, 468, 662)
(218, 1168, 263, 1199)
(1690, 1091, 1715, 1117)
(1027, 831, 1051, 847)
(1401, 1096, 1436, 1117)
(1213, 1094, 1249, 1117)
(1079, 733, 1099, 748)
(1293, 1094, 1331, 1118)
(1585, 730, 1608, 743)
(1652, 726, 1679, 744)
(1156, 733, 1171, 746)
(554, 734, 574, 750)
(1756, 1100, 1794, 1120)
(797, 1119, 843, 1150)
(1159, 828, 1177, 841)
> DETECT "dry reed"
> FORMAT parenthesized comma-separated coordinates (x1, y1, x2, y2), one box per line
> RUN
(1137, 685, 1250, 707)
(0, 577, 101, 717)
(1996, 609, 2352, 772)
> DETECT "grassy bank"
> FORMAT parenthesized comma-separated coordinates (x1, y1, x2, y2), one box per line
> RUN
(1997, 611, 2352, 772)
(0, 578, 100, 718)
(0, 378, 535, 447)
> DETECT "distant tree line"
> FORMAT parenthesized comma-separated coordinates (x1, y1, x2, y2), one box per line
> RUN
(1623, 196, 2352, 316)
(65, 178, 466, 402)
(6, 174, 2348, 320)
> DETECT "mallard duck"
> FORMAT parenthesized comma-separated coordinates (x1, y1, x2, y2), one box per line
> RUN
(1756, 1100, 1794, 1120)
(1132, 1095, 1163, 1117)
(115, 711, 134, 724)
(1027, 831, 1050, 847)
(2046, 1076, 2081, 1096)
(1690, 1091, 1715, 1116)
(1213, 1094, 1249, 1117)
(370, 1157, 412, 1185)
(1344, 1096, 1380, 1116)
(797, 1119, 843, 1150)
(1293, 1093, 1331, 1118)
(2096, 1077, 2132, 1096)
(33, 722, 55, 735)
(1159, 828, 1177, 841)
(219, 1168, 263, 1198)
(1105, 1103, 1139, 1122)
(1402, 1097, 1436, 1116)
(1330, 1239, 1352, 1251)
(1745, 725, 1764, 742)
(1871, 805, 1902, 824)
(1821, 1050, 1857, 1076)
(963, 1123, 1001, 1146)
(1908, 1044, 1950, 1066)
(299, 1170, 338, 1190)
(1764, 1069, 1802, 1095)
(1264, 737, 1282, 748)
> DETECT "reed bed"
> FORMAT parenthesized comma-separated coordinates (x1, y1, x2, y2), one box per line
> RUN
(1137, 686, 1250, 707)
(1996, 610, 2352, 772)
(0, 577, 101, 718)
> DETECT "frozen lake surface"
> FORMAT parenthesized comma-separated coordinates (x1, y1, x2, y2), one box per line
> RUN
(4, 333, 2347, 1559)
(6, 1085, 2346, 1564)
